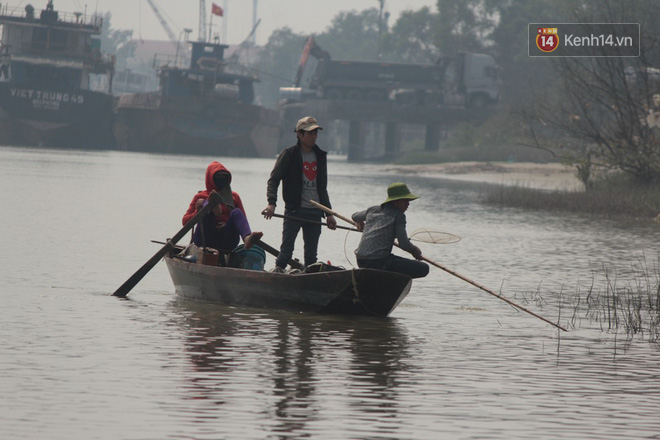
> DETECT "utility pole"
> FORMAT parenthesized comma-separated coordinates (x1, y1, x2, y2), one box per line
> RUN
(377, 0, 384, 58)
(223, 0, 228, 43)
(198, 0, 207, 42)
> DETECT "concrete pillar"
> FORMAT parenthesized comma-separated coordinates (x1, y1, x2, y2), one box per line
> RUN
(425, 123, 440, 151)
(347, 120, 364, 161)
(385, 122, 397, 154)
(278, 104, 304, 151)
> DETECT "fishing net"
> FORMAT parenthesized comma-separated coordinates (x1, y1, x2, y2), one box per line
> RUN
(409, 228, 461, 244)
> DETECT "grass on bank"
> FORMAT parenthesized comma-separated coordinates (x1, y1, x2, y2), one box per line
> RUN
(520, 255, 660, 343)
(482, 173, 660, 220)
(392, 115, 660, 220)
(394, 148, 660, 220)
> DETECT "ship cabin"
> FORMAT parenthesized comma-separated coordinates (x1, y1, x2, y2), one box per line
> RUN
(0, 1, 114, 91)
(157, 40, 257, 105)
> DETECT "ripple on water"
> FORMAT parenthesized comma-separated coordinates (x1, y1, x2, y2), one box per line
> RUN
(2, 149, 660, 439)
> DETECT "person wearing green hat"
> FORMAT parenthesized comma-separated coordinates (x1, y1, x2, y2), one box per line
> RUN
(351, 183, 429, 278)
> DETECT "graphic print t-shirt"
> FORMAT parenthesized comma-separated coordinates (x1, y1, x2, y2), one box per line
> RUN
(300, 149, 319, 209)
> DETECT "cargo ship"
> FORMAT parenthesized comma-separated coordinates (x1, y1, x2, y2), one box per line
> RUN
(0, 1, 115, 148)
(113, 40, 281, 157)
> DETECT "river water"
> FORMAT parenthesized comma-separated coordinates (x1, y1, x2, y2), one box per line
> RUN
(2, 145, 659, 439)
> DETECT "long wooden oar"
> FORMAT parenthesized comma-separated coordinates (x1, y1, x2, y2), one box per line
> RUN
(112, 191, 222, 298)
(308, 200, 356, 227)
(262, 211, 359, 232)
(309, 199, 567, 332)
(254, 238, 304, 270)
(151, 240, 185, 251)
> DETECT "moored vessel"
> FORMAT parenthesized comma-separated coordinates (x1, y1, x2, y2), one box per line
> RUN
(113, 40, 280, 157)
(0, 1, 115, 148)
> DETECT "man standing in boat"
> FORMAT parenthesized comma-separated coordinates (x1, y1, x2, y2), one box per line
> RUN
(351, 183, 429, 279)
(263, 116, 337, 272)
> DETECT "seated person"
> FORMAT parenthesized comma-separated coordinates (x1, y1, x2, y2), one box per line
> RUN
(351, 183, 429, 279)
(183, 161, 262, 252)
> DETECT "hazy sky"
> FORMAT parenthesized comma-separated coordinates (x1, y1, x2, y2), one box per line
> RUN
(40, 0, 436, 45)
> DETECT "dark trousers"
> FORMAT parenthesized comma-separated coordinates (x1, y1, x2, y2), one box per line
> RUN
(276, 208, 322, 268)
(357, 254, 429, 279)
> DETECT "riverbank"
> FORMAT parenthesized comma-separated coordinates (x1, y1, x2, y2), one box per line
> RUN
(385, 161, 584, 191)
(384, 161, 660, 220)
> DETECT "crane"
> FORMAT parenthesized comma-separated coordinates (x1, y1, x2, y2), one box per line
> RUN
(252, 0, 257, 44)
(145, 0, 218, 46)
(145, 0, 179, 47)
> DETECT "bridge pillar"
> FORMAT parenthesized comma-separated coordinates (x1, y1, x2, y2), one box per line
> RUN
(425, 123, 440, 151)
(385, 122, 398, 154)
(347, 120, 364, 161)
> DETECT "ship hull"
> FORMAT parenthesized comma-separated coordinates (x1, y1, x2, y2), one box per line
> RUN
(0, 84, 115, 149)
(113, 94, 281, 158)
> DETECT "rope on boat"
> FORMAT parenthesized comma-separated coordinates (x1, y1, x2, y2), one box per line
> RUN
(350, 269, 360, 304)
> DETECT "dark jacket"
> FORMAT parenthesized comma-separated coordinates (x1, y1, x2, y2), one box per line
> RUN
(266, 143, 332, 211)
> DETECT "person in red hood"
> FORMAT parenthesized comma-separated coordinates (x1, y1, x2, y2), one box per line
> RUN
(183, 161, 262, 252)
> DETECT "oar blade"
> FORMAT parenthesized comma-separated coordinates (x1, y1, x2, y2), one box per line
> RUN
(112, 242, 174, 297)
(111, 192, 222, 298)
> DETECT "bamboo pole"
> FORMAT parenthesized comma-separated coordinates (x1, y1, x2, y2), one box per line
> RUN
(308, 199, 568, 332)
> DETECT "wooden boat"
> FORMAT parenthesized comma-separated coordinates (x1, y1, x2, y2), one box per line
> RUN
(164, 254, 413, 318)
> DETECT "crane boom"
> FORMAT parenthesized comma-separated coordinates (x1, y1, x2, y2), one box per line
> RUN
(252, 0, 257, 44)
(145, 0, 178, 46)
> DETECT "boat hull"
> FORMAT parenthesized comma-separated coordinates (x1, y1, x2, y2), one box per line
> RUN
(0, 84, 115, 148)
(165, 256, 413, 317)
(113, 94, 281, 158)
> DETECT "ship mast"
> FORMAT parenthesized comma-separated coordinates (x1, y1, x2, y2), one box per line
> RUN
(198, 0, 207, 42)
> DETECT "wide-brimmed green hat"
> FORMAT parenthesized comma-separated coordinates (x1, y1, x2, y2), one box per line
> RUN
(383, 182, 419, 204)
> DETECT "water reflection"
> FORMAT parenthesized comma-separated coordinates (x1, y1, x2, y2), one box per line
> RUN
(5, 148, 660, 439)
(168, 298, 414, 438)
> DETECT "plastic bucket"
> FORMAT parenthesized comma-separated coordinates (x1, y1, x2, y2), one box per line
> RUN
(228, 245, 266, 271)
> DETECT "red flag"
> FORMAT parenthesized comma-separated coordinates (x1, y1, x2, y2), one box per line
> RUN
(211, 3, 224, 17)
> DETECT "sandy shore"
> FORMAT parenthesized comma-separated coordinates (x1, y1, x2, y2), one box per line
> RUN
(384, 161, 584, 191)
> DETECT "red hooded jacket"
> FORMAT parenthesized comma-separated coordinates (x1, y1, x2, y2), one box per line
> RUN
(182, 162, 246, 226)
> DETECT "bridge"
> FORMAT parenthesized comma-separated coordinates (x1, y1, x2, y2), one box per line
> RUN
(278, 99, 474, 161)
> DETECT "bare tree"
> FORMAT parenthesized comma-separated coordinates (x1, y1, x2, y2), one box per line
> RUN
(518, 1, 660, 187)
